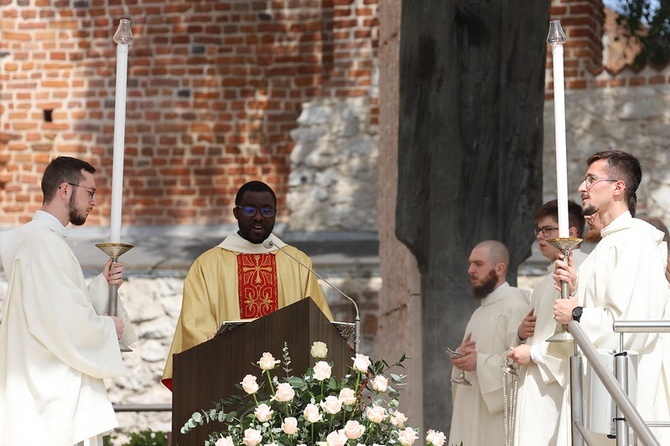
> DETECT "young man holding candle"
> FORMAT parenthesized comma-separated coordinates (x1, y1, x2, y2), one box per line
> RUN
(507, 199, 586, 446)
(0, 156, 136, 445)
(553, 150, 670, 444)
(162, 180, 332, 389)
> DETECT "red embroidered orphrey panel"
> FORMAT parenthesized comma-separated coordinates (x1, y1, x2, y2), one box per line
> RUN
(237, 253, 279, 318)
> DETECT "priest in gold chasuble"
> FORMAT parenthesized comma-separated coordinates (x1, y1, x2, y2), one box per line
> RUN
(162, 182, 332, 389)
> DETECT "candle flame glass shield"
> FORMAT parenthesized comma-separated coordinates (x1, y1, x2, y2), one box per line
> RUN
(547, 20, 567, 46)
(113, 18, 134, 47)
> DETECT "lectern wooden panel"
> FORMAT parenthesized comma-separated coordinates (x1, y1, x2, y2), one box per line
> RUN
(171, 298, 352, 446)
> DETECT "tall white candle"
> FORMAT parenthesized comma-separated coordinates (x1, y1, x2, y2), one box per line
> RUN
(548, 20, 569, 238)
(110, 19, 133, 243)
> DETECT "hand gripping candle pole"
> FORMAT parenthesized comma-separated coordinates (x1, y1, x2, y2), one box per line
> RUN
(546, 20, 582, 343)
(96, 18, 134, 317)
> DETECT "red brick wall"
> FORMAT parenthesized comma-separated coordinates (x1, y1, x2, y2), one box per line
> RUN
(0, 0, 379, 227)
(546, 0, 670, 95)
(547, 0, 605, 97)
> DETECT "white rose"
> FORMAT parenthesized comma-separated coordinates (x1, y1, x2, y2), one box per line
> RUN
(426, 429, 446, 446)
(310, 341, 328, 358)
(351, 354, 371, 372)
(274, 382, 295, 402)
(338, 387, 357, 406)
(242, 428, 262, 446)
(215, 437, 234, 446)
(257, 352, 280, 370)
(365, 404, 386, 423)
(254, 403, 274, 422)
(282, 417, 299, 435)
(320, 395, 342, 414)
(313, 361, 332, 381)
(390, 410, 408, 427)
(304, 403, 322, 423)
(326, 430, 348, 446)
(398, 427, 419, 446)
(343, 420, 365, 440)
(241, 375, 259, 394)
(370, 375, 388, 392)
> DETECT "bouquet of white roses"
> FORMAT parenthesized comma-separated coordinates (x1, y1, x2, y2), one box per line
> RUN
(181, 341, 447, 446)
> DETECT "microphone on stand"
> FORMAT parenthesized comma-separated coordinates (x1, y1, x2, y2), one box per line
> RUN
(263, 239, 361, 355)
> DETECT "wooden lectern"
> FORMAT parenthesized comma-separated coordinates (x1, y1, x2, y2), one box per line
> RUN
(171, 298, 353, 446)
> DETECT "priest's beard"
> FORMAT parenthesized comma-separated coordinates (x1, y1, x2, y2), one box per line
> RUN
(68, 194, 88, 226)
(471, 269, 498, 300)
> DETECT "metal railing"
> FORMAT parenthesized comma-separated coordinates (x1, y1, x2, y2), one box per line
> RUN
(113, 403, 172, 413)
(568, 320, 670, 446)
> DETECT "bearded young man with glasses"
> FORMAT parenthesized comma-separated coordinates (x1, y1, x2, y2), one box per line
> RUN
(507, 199, 586, 446)
(0, 156, 136, 446)
(553, 150, 670, 445)
(162, 180, 333, 389)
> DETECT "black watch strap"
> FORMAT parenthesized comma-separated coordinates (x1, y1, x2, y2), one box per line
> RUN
(572, 306, 583, 323)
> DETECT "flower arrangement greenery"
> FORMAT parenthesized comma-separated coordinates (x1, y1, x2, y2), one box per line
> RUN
(181, 341, 447, 446)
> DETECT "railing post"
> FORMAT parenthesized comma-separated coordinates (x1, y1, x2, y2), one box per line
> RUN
(571, 352, 586, 446)
(614, 351, 630, 446)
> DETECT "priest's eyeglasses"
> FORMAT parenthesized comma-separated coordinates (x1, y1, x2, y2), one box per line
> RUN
(67, 183, 96, 200)
(236, 205, 276, 218)
(534, 226, 559, 237)
(582, 174, 617, 190)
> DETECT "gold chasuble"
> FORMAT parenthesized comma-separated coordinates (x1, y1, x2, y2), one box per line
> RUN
(237, 253, 279, 318)
(162, 233, 333, 389)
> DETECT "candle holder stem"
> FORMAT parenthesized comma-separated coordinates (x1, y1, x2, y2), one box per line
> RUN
(546, 237, 582, 343)
(96, 242, 133, 316)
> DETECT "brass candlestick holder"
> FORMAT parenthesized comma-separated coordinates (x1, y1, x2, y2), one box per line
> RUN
(96, 242, 134, 316)
(546, 237, 582, 343)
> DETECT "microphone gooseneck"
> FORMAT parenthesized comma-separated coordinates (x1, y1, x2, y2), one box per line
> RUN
(264, 238, 361, 354)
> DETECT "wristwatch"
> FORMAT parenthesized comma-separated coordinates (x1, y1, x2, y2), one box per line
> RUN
(572, 306, 583, 323)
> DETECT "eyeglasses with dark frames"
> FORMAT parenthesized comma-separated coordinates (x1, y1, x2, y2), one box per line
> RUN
(534, 226, 559, 237)
(67, 183, 96, 200)
(236, 204, 276, 218)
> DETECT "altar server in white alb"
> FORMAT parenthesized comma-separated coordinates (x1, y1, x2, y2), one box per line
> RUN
(0, 156, 136, 446)
(449, 240, 530, 446)
(553, 150, 670, 445)
(507, 199, 586, 446)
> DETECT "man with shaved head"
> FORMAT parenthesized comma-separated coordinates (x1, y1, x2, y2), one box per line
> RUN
(449, 240, 530, 446)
